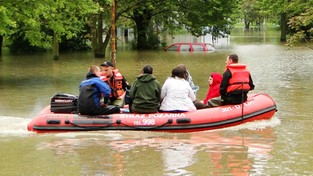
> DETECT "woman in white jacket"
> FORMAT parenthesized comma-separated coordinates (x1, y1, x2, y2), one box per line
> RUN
(160, 65, 197, 112)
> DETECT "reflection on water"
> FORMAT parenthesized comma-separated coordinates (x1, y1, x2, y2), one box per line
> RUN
(29, 125, 276, 176)
(1, 30, 313, 175)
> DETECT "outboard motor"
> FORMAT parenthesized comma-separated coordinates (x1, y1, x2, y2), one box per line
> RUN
(50, 93, 78, 113)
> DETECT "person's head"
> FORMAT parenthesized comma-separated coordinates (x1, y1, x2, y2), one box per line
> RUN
(226, 54, 239, 65)
(209, 72, 222, 86)
(100, 61, 114, 77)
(142, 64, 153, 74)
(176, 64, 188, 79)
(171, 65, 186, 79)
(88, 65, 101, 77)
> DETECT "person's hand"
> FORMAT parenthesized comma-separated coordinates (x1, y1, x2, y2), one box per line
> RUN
(103, 97, 109, 104)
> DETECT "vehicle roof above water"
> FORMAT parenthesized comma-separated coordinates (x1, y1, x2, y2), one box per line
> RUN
(165, 42, 215, 52)
(168, 42, 213, 45)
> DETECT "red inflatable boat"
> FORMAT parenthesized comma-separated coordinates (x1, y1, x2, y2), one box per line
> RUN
(27, 93, 277, 133)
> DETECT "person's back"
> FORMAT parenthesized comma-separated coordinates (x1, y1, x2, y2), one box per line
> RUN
(160, 66, 196, 112)
(130, 65, 161, 113)
(78, 65, 120, 115)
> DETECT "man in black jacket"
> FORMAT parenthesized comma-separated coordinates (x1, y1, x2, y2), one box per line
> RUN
(207, 54, 255, 107)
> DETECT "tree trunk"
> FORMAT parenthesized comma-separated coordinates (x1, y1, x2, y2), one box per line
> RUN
(95, 12, 105, 58)
(133, 8, 152, 50)
(111, 0, 116, 66)
(136, 21, 149, 50)
(244, 15, 250, 30)
(103, 28, 111, 58)
(280, 13, 287, 42)
(53, 33, 59, 60)
(90, 15, 98, 56)
(0, 35, 3, 56)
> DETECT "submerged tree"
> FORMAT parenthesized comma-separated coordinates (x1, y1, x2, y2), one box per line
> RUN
(179, 0, 239, 40)
(117, 0, 240, 50)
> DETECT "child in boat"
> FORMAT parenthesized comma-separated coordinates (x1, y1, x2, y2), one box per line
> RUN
(177, 64, 200, 97)
(203, 72, 222, 106)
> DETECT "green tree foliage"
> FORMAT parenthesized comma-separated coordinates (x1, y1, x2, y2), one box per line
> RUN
(240, 0, 265, 30)
(180, 0, 239, 37)
(287, 7, 313, 49)
(0, 0, 99, 57)
(0, 1, 16, 54)
(4, 0, 312, 56)
(258, 0, 312, 41)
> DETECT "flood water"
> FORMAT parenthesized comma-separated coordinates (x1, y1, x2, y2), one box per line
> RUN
(1, 29, 313, 175)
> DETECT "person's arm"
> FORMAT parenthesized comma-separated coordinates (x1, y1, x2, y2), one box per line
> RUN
(249, 74, 255, 90)
(187, 85, 196, 102)
(122, 76, 131, 90)
(129, 80, 137, 100)
(186, 70, 195, 88)
(203, 90, 210, 104)
(156, 80, 162, 102)
(160, 79, 168, 101)
(220, 69, 231, 97)
(96, 79, 111, 103)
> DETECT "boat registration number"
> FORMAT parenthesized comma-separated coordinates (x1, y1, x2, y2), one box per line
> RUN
(134, 119, 155, 125)
(221, 100, 255, 113)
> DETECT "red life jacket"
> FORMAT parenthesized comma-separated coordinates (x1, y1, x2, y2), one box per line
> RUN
(100, 69, 124, 98)
(226, 64, 251, 93)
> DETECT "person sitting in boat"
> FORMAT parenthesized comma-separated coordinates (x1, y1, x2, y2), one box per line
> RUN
(203, 72, 222, 107)
(100, 61, 131, 107)
(78, 65, 120, 115)
(177, 64, 205, 109)
(177, 64, 200, 97)
(208, 54, 255, 107)
(160, 65, 197, 112)
(129, 65, 161, 113)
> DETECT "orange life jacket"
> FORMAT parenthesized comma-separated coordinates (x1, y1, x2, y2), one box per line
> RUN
(100, 69, 124, 98)
(226, 64, 251, 93)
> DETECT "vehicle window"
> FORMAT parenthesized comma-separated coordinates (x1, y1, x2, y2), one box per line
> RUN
(167, 45, 178, 51)
(206, 44, 216, 51)
(180, 44, 190, 51)
(192, 44, 204, 51)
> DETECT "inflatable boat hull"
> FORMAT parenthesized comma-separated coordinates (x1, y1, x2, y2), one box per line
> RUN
(27, 93, 277, 133)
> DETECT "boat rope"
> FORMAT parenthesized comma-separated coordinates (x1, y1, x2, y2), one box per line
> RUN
(66, 119, 173, 131)
(115, 119, 173, 130)
(66, 120, 114, 130)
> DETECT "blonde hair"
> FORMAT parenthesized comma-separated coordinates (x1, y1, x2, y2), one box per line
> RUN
(88, 65, 100, 73)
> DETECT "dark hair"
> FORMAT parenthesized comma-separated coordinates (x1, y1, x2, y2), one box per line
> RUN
(171, 66, 186, 79)
(100, 61, 114, 67)
(228, 54, 239, 63)
(176, 64, 188, 79)
(142, 64, 153, 74)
